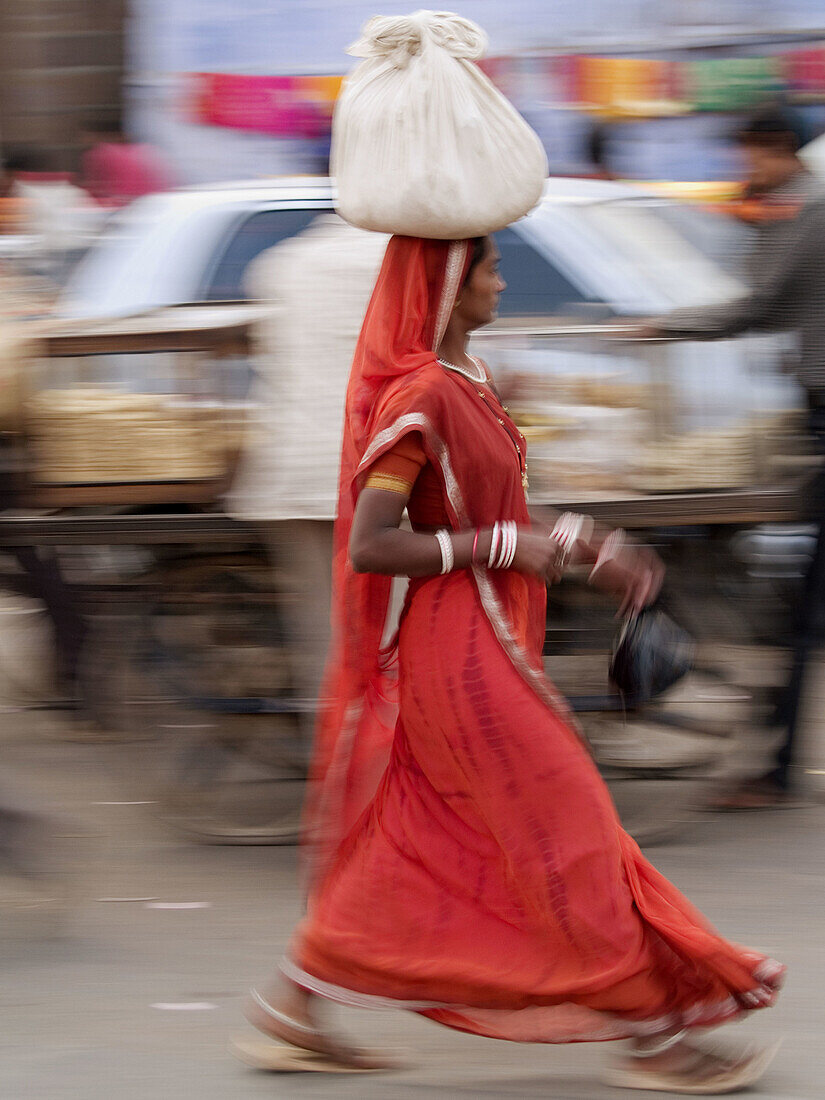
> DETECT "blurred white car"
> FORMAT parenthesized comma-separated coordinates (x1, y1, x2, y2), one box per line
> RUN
(59, 175, 746, 320)
(56, 176, 802, 431)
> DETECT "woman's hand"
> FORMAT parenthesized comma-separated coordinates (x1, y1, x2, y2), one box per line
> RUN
(510, 528, 565, 585)
(590, 543, 664, 615)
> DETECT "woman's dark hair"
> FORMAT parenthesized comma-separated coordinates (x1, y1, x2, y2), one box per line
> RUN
(463, 236, 489, 285)
(737, 106, 804, 154)
(2, 145, 49, 175)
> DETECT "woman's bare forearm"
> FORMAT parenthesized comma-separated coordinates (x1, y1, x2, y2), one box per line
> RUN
(351, 525, 492, 576)
(349, 488, 494, 576)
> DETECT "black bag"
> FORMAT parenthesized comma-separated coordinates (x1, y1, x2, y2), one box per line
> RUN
(609, 608, 694, 707)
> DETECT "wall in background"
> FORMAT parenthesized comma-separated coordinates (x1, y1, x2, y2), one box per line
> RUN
(0, 0, 126, 172)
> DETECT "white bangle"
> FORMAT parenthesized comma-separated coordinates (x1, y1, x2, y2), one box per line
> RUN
(506, 523, 518, 568)
(495, 520, 518, 570)
(488, 521, 502, 569)
(588, 528, 626, 583)
(435, 528, 455, 575)
(506, 522, 518, 569)
(551, 512, 580, 556)
(551, 512, 593, 566)
(494, 521, 509, 569)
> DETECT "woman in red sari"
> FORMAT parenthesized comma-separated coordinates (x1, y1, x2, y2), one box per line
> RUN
(237, 235, 784, 1093)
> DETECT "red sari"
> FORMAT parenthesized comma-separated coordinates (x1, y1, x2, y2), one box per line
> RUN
(286, 236, 783, 1043)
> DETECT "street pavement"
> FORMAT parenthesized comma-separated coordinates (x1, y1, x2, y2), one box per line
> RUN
(0, 709, 822, 1100)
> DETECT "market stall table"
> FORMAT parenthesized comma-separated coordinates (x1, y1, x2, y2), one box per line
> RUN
(11, 304, 266, 508)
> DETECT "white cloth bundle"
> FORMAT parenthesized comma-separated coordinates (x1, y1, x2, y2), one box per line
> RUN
(332, 10, 547, 239)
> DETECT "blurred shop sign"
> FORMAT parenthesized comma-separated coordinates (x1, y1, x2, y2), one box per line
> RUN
(188, 73, 342, 137)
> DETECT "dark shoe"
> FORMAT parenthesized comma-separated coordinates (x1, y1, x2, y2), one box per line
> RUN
(708, 778, 803, 812)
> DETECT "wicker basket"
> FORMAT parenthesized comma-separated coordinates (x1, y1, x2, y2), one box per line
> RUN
(27, 388, 232, 484)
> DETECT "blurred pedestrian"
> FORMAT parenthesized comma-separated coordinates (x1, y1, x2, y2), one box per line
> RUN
(234, 234, 782, 1094)
(9, 159, 100, 281)
(631, 107, 825, 809)
(228, 216, 387, 752)
(80, 118, 171, 209)
(586, 123, 616, 180)
(0, 313, 93, 733)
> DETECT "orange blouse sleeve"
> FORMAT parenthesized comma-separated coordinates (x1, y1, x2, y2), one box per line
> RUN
(364, 432, 426, 496)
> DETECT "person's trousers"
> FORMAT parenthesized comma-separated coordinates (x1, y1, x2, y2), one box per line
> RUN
(769, 409, 825, 790)
(4, 545, 87, 689)
(264, 520, 335, 741)
(263, 518, 407, 746)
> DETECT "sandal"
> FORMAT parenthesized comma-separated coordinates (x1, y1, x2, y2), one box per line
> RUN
(234, 987, 403, 1073)
(229, 1034, 397, 1074)
(602, 1035, 782, 1095)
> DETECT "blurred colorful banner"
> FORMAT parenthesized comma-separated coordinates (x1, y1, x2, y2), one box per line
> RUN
(187, 43, 825, 137)
(189, 73, 342, 137)
(686, 57, 784, 112)
(540, 49, 824, 117)
(784, 47, 825, 100)
(573, 56, 688, 117)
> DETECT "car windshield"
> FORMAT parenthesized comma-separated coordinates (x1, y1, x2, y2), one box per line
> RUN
(575, 199, 747, 303)
(59, 196, 187, 317)
(629, 200, 751, 278)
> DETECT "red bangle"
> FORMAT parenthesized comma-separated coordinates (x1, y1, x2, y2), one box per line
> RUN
(471, 528, 482, 566)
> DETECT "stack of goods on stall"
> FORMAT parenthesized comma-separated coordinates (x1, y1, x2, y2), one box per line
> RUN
(27, 388, 228, 484)
(0, 317, 38, 432)
(631, 426, 757, 492)
(497, 341, 801, 497)
(504, 369, 659, 498)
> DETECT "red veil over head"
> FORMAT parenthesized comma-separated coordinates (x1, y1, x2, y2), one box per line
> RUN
(304, 235, 562, 890)
(346, 236, 470, 450)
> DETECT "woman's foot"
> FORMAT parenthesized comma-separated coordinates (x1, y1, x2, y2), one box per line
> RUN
(603, 1034, 782, 1094)
(240, 981, 397, 1070)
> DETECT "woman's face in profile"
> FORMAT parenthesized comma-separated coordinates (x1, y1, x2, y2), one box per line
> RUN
(459, 239, 506, 329)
